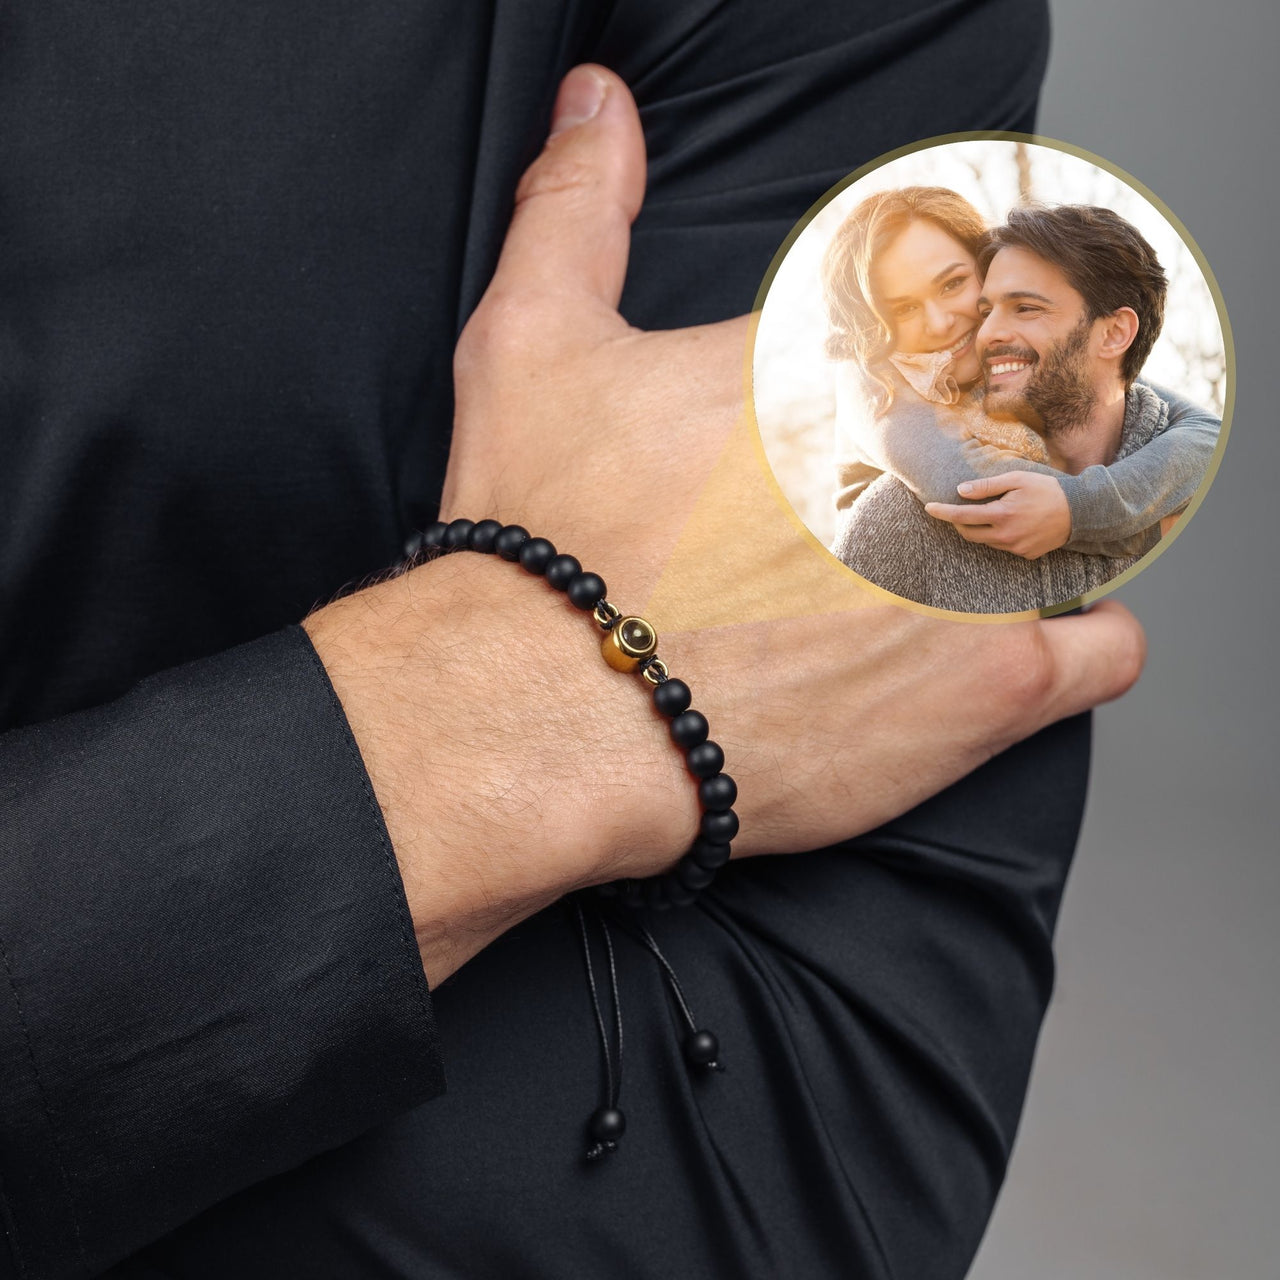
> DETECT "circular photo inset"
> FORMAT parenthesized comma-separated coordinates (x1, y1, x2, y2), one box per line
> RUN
(753, 135, 1230, 617)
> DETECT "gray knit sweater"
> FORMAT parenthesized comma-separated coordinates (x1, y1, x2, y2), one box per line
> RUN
(830, 383, 1171, 614)
(833, 361, 1220, 557)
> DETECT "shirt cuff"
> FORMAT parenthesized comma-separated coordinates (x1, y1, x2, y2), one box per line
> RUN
(0, 625, 444, 1280)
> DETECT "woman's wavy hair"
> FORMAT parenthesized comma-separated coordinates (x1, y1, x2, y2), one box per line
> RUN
(821, 186, 988, 416)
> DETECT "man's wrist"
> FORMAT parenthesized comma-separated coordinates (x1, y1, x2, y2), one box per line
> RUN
(302, 549, 697, 984)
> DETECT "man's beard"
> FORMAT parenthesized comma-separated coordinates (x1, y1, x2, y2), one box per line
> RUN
(982, 319, 1095, 438)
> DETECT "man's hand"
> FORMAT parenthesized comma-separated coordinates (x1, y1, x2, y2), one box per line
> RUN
(925, 470, 1073, 559)
(305, 65, 1147, 988)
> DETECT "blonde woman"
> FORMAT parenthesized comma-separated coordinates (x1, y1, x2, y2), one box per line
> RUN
(823, 186, 1217, 564)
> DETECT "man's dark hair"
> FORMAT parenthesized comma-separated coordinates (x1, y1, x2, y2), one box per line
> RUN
(977, 204, 1167, 387)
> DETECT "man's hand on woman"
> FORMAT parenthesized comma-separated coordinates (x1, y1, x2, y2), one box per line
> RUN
(925, 470, 1074, 558)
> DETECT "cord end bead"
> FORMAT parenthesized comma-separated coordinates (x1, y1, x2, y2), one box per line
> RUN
(683, 1028, 721, 1069)
(586, 1105, 626, 1160)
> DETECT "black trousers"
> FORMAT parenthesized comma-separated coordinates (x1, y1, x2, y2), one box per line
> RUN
(0, 2, 1064, 1276)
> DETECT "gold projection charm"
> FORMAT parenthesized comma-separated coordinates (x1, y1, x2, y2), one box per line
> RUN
(599, 611, 659, 673)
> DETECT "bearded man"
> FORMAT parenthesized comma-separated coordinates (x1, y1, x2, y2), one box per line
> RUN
(834, 205, 1213, 614)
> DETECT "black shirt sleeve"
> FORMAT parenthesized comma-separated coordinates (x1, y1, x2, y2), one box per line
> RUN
(0, 627, 444, 1280)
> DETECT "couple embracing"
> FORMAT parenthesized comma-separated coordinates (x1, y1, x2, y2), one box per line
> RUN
(824, 187, 1220, 613)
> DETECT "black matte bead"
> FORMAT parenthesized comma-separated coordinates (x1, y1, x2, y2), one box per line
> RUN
(423, 521, 449, 549)
(644, 878, 672, 910)
(686, 740, 725, 779)
(676, 858, 716, 891)
(618, 879, 646, 909)
(545, 554, 582, 590)
(684, 1029, 720, 1067)
(402, 530, 424, 558)
(468, 519, 503, 553)
(659, 872, 698, 907)
(589, 1106, 626, 1142)
(690, 838, 731, 870)
(519, 537, 556, 575)
(698, 773, 737, 811)
(444, 518, 475, 549)
(567, 571, 607, 610)
(653, 678, 692, 717)
(494, 524, 530, 560)
(670, 710, 709, 748)
(701, 808, 739, 843)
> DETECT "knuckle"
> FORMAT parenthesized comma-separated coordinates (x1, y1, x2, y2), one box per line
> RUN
(455, 289, 544, 373)
(991, 626, 1056, 719)
(515, 151, 599, 209)
(1112, 615, 1148, 694)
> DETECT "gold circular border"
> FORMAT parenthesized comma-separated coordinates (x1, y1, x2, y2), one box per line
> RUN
(745, 130, 1236, 624)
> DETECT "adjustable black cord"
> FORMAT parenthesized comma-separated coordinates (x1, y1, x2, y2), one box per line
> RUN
(611, 912, 724, 1073)
(575, 897, 627, 1159)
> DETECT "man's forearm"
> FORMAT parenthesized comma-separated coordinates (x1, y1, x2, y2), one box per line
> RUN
(303, 550, 698, 987)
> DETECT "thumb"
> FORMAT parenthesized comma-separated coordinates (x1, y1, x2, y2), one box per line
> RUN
(488, 65, 646, 314)
(956, 473, 1020, 501)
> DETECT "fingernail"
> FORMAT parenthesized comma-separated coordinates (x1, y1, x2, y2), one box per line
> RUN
(957, 481, 975, 496)
(550, 67, 606, 137)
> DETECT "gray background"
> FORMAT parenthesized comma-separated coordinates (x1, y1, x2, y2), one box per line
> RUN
(969, 3, 1279, 1278)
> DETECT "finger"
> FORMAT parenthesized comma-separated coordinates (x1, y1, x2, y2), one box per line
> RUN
(488, 65, 646, 312)
(925, 500, 1008, 526)
(1039, 599, 1147, 721)
(956, 473, 1023, 500)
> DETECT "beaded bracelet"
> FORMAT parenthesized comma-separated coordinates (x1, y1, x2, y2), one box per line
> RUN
(408, 517, 738, 908)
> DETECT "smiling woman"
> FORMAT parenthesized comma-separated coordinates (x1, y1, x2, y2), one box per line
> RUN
(754, 136, 1229, 616)
(822, 186, 989, 411)
(872, 221, 984, 381)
